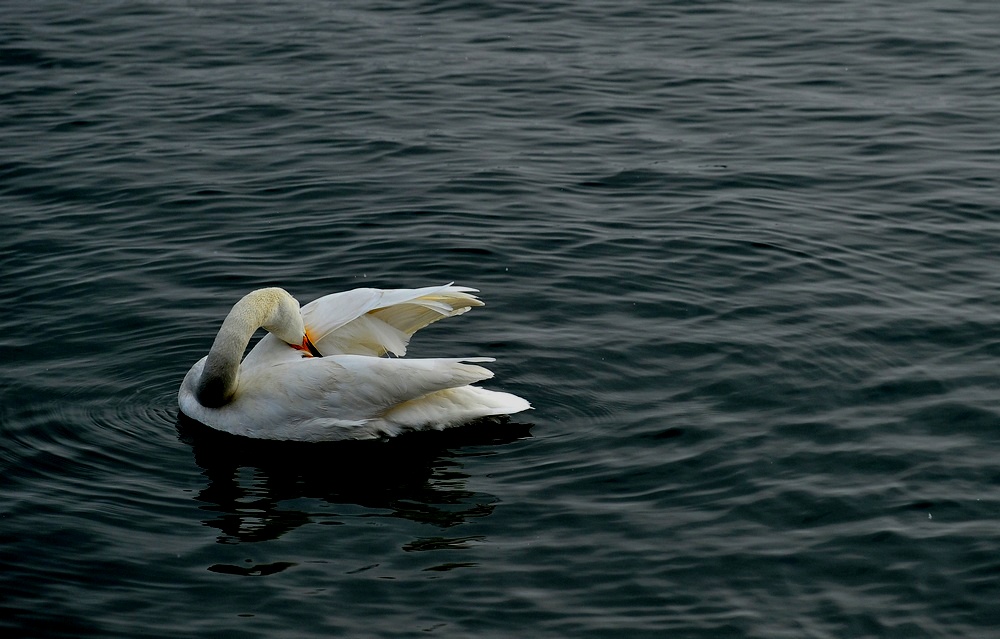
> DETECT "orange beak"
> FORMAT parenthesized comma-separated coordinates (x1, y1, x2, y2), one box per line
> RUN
(290, 331, 322, 357)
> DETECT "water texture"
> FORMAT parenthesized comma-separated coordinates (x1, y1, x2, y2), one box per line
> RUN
(2, 1, 999, 637)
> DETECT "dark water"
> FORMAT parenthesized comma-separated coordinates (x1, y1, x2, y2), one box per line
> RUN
(3, 1, 1000, 637)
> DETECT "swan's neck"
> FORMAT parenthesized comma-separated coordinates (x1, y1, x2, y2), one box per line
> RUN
(195, 288, 296, 407)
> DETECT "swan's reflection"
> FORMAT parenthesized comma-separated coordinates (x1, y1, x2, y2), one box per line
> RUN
(177, 415, 531, 545)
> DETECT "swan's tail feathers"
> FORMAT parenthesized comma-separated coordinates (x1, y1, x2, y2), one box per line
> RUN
(302, 284, 484, 357)
(382, 386, 532, 430)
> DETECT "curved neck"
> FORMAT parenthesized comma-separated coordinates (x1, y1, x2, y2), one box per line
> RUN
(194, 289, 289, 407)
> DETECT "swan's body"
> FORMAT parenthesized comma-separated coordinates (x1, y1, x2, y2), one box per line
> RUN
(178, 284, 530, 441)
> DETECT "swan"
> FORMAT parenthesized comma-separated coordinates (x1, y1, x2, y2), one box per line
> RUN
(178, 284, 530, 441)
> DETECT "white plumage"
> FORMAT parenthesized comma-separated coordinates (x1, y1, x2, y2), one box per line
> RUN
(178, 284, 530, 441)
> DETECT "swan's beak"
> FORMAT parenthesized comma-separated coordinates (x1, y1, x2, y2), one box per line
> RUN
(290, 333, 322, 358)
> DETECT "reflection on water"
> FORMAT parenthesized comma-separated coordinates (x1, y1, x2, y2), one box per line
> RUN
(177, 416, 532, 546)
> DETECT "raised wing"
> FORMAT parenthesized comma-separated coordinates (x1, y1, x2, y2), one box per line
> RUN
(300, 284, 483, 357)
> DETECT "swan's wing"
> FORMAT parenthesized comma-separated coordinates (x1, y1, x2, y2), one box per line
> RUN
(317, 354, 496, 413)
(233, 354, 497, 439)
(300, 284, 483, 357)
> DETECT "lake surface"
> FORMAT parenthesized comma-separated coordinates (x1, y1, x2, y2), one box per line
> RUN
(3, 1, 999, 637)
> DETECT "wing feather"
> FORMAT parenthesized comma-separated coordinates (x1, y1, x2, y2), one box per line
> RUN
(301, 284, 483, 356)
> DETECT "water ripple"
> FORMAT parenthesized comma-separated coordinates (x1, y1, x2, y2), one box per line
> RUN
(3, 0, 1000, 636)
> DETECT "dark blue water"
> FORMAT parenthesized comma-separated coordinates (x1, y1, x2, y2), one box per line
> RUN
(3, 1, 999, 637)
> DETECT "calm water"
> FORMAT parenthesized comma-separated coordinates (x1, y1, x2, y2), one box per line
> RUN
(3, 1, 999, 637)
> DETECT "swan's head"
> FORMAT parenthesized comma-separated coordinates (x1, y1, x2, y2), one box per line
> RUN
(254, 287, 313, 353)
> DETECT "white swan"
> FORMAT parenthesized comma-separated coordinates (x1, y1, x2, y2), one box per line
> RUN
(178, 284, 530, 441)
